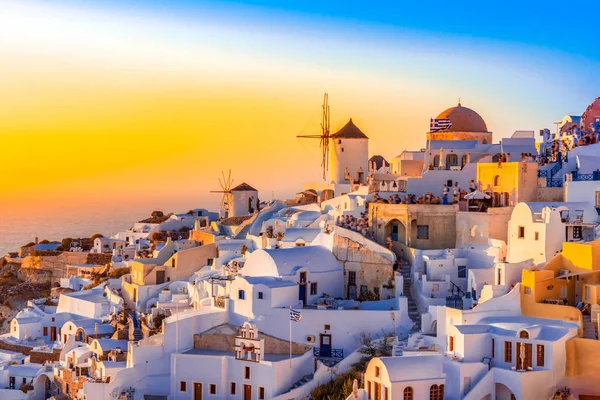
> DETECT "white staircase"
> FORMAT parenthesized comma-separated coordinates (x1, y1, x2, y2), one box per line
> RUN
(392, 337, 405, 356)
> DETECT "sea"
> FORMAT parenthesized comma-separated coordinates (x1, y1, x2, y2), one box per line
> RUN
(0, 206, 151, 256)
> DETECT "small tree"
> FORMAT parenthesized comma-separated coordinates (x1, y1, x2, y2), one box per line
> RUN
(61, 238, 73, 250)
(151, 211, 164, 218)
(152, 313, 166, 331)
(240, 244, 248, 256)
(90, 233, 104, 241)
(39, 239, 50, 244)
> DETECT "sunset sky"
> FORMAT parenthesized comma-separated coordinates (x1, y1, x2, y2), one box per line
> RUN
(1, 0, 599, 220)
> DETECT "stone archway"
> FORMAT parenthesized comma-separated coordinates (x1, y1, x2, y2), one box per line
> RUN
(385, 219, 406, 256)
(496, 382, 516, 400)
(32, 373, 53, 400)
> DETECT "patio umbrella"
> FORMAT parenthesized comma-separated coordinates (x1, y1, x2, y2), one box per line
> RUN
(464, 190, 491, 200)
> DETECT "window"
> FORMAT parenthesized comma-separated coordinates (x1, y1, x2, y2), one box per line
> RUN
(446, 154, 458, 167)
(375, 366, 380, 377)
(573, 226, 583, 239)
(43, 327, 48, 336)
(171, 258, 176, 268)
(230, 382, 236, 395)
(518, 226, 525, 239)
(310, 282, 318, 296)
(403, 387, 414, 400)
(348, 271, 357, 285)
(374, 287, 380, 296)
(209, 384, 216, 395)
(524, 286, 531, 294)
(433, 155, 440, 168)
(537, 344, 545, 367)
(300, 272, 307, 284)
(586, 286, 591, 301)
(596, 191, 600, 208)
(324, 324, 331, 330)
(535, 232, 539, 241)
(458, 265, 467, 278)
(360, 285, 368, 294)
(257, 292, 264, 300)
(449, 336, 454, 352)
(23, 378, 26, 384)
(492, 338, 495, 358)
(244, 366, 250, 380)
(504, 342, 512, 363)
(207, 258, 214, 266)
(341, 148, 344, 152)
(259, 387, 265, 399)
(180, 381, 187, 392)
(238, 290, 245, 300)
(430, 384, 443, 400)
(52, 317, 55, 322)
(519, 330, 529, 339)
(417, 225, 429, 240)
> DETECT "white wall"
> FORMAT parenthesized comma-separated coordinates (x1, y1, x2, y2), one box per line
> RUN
(330, 138, 368, 184)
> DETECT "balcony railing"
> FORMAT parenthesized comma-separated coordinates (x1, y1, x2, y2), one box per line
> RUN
(313, 347, 343, 359)
(572, 171, 600, 181)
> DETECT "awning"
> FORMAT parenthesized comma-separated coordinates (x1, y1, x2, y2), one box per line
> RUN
(465, 190, 491, 200)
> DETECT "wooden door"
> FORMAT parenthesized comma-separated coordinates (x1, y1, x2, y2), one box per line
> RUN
(320, 334, 332, 357)
(193, 382, 202, 400)
(244, 384, 252, 400)
(516, 342, 532, 370)
(156, 270, 165, 284)
(50, 326, 56, 342)
(374, 382, 381, 400)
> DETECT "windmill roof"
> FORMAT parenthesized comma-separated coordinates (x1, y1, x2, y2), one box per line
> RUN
(232, 182, 258, 192)
(331, 119, 368, 139)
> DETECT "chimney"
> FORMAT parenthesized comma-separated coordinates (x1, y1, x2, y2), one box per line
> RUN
(35, 237, 39, 245)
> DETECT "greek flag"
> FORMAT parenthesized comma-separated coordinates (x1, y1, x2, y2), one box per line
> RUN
(430, 118, 452, 133)
(290, 308, 302, 322)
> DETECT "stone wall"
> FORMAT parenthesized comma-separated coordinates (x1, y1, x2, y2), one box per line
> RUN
(536, 187, 565, 202)
(332, 233, 395, 299)
(193, 324, 310, 355)
(20, 252, 89, 284)
(86, 253, 112, 266)
(55, 368, 87, 399)
(0, 339, 61, 362)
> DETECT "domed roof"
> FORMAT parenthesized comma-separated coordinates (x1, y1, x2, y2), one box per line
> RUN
(435, 102, 488, 133)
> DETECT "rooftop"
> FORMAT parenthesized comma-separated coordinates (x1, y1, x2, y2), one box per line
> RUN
(182, 347, 303, 362)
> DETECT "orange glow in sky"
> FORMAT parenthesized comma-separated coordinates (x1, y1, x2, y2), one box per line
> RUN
(0, 1, 597, 220)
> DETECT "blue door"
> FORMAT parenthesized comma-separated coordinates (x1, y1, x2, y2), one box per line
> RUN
(320, 334, 332, 357)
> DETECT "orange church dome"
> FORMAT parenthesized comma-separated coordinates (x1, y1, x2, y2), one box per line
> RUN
(435, 102, 488, 133)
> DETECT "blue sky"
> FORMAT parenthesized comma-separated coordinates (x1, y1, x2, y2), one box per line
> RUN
(100, 0, 598, 60)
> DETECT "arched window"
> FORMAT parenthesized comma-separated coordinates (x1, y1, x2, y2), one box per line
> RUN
(433, 155, 440, 168)
(430, 384, 439, 400)
(519, 330, 529, 339)
(494, 175, 501, 186)
(404, 386, 414, 400)
(429, 384, 444, 400)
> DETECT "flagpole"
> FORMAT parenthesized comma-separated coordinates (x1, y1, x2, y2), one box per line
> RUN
(289, 306, 292, 368)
